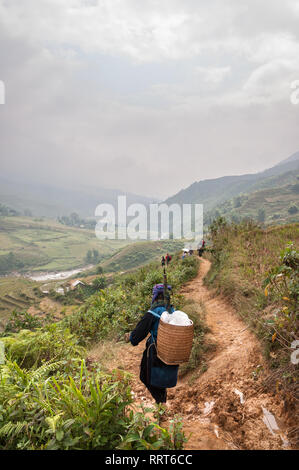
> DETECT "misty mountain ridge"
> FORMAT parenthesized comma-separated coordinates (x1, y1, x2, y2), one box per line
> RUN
(0, 176, 159, 218)
(164, 151, 299, 211)
(275, 151, 299, 166)
(0, 151, 298, 219)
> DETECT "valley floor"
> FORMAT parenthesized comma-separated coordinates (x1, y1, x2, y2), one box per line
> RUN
(88, 259, 293, 450)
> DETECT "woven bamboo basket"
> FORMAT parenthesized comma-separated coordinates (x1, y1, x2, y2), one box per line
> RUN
(156, 319, 194, 365)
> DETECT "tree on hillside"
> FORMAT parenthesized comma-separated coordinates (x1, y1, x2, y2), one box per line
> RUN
(257, 208, 266, 223)
(288, 205, 298, 215)
(24, 209, 33, 217)
(0, 251, 25, 274)
(85, 249, 100, 264)
(96, 265, 103, 274)
(231, 213, 240, 223)
(92, 276, 106, 290)
(0, 204, 9, 216)
(58, 215, 70, 226)
(209, 216, 227, 237)
(291, 182, 299, 194)
(70, 212, 80, 226)
(92, 249, 100, 263)
(85, 250, 93, 263)
(0, 204, 19, 216)
(234, 196, 242, 208)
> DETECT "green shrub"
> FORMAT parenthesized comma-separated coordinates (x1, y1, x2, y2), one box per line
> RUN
(288, 205, 298, 215)
(1, 324, 85, 368)
(2, 310, 43, 334)
(0, 360, 186, 450)
(264, 242, 298, 350)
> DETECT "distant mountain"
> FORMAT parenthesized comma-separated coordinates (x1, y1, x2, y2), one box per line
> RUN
(2, 151, 298, 220)
(0, 177, 158, 218)
(275, 151, 299, 166)
(165, 151, 299, 212)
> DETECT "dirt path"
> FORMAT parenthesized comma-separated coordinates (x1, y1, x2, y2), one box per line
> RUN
(173, 259, 290, 450)
(88, 259, 291, 450)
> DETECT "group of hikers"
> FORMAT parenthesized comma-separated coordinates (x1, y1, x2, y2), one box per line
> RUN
(126, 240, 206, 406)
(161, 253, 172, 267)
(182, 239, 206, 259)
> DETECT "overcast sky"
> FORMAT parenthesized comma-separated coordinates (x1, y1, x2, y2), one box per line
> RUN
(0, 0, 299, 199)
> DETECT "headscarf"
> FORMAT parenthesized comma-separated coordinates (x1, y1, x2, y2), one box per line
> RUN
(151, 283, 172, 305)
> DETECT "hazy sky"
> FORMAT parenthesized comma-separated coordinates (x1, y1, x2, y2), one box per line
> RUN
(0, 0, 299, 198)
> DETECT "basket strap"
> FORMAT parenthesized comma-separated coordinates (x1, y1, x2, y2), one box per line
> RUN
(148, 310, 160, 348)
(147, 309, 162, 319)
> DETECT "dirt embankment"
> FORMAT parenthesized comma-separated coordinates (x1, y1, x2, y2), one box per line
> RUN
(88, 259, 293, 450)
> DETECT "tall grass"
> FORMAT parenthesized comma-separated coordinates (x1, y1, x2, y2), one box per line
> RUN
(205, 218, 298, 403)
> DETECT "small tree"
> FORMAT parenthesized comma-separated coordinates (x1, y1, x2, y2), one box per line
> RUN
(85, 250, 92, 263)
(92, 276, 106, 290)
(92, 249, 100, 263)
(24, 209, 33, 217)
(291, 183, 299, 194)
(231, 213, 240, 223)
(70, 212, 80, 226)
(288, 205, 298, 215)
(96, 265, 103, 274)
(234, 196, 242, 208)
(257, 208, 266, 223)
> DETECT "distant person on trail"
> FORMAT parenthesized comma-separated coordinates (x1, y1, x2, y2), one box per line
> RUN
(198, 239, 206, 257)
(126, 284, 178, 405)
(165, 253, 172, 266)
(161, 256, 166, 267)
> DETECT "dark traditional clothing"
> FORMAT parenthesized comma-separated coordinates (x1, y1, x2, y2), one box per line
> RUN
(130, 300, 173, 403)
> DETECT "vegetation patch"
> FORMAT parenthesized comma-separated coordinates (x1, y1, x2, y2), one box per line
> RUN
(0, 253, 201, 450)
(205, 218, 298, 395)
(63, 255, 199, 345)
(0, 359, 186, 450)
(0, 216, 132, 274)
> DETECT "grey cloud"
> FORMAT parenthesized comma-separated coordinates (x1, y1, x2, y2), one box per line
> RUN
(0, 0, 298, 199)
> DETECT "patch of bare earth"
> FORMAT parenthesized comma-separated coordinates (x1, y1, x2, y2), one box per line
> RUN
(88, 259, 293, 450)
(28, 298, 75, 321)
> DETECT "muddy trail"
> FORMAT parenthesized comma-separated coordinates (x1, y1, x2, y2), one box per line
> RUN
(88, 258, 291, 450)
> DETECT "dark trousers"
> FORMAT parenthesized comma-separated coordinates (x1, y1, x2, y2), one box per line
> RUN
(140, 347, 167, 404)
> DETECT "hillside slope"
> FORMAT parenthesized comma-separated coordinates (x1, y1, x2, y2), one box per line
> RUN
(165, 151, 299, 212)
(0, 216, 132, 274)
(205, 181, 299, 225)
(0, 176, 157, 218)
(100, 239, 184, 273)
(205, 220, 298, 435)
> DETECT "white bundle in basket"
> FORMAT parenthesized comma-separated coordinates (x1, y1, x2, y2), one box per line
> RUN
(160, 310, 192, 326)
